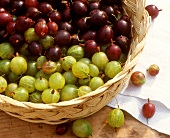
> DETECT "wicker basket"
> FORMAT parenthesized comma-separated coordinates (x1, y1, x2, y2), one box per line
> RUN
(0, 0, 151, 125)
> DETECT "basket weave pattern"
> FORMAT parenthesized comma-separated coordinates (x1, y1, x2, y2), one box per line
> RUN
(0, 0, 151, 125)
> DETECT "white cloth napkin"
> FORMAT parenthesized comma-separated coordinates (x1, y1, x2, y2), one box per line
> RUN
(108, 0, 170, 135)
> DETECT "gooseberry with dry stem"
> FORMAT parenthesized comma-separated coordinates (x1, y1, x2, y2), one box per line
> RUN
(94, 104, 125, 137)
(108, 107, 124, 128)
(142, 98, 156, 123)
(145, 5, 162, 20)
(147, 64, 160, 76)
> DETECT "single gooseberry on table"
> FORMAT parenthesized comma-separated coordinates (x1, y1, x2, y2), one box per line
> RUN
(142, 98, 156, 123)
(145, 5, 162, 20)
(72, 119, 92, 138)
(130, 71, 146, 86)
(147, 64, 160, 76)
(108, 108, 125, 128)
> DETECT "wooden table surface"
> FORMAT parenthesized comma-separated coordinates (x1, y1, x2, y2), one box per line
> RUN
(0, 106, 169, 138)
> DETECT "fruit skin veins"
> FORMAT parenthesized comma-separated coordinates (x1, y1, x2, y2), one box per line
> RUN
(41, 88, 60, 104)
(88, 64, 99, 77)
(60, 84, 78, 101)
(72, 119, 92, 138)
(130, 71, 146, 86)
(89, 77, 104, 91)
(13, 87, 29, 102)
(0, 42, 15, 60)
(49, 72, 65, 90)
(78, 85, 92, 97)
(29, 91, 43, 103)
(19, 76, 36, 93)
(25, 61, 39, 76)
(92, 52, 109, 71)
(108, 108, 124, 128)
(35, 77, 49, 91)
(5, 83, 18, 98)
(104, 61, 122, 78)
(42, 61, 57, 74)
(10, 56, 27, 75)
(0, 60, 11, 76)
(67, 45, 84, 61)
(72, 61, 90, 79)
(61, 56, 77, 71)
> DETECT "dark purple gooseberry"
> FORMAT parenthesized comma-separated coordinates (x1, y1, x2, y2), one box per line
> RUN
(80, 30, 97, 42)
(114, 19, 131, 37)
(9, 33, 25, 48)
(89, 9, 108, 28)
(6, 21, 16, 35)
(47, 10, 62, 25)
(26, 7, 41, 20)
(11, 0, 26, 15)
(56, 122, 69, 135)
(15, 16, 34, 33)
(62, 8, 72, 22)
(115, 35, 130, 54)
(59, 22, 73, 34)
(0, 12, 13, 27)
(104, 6, 116, 22)
(105, 43, 122, 61)
(28, 41, 43, 56)
(84, 40, 99, 58)
(54, 30, 71, 47)
(44, 46, 62, 62)
(72, 1, 88, 16)
(88, 2, 100, 11)
(74, 17, 88, 31)
(97, 25, 114, 44)
(38, 2, 53, 15)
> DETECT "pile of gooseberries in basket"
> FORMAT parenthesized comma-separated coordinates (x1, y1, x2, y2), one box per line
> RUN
(0, 0, 131, 103)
